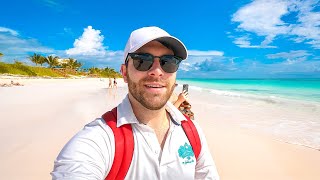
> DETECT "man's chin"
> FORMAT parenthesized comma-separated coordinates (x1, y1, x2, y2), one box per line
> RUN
(144, 104, 166, 110)
(142, 98, 167, 110)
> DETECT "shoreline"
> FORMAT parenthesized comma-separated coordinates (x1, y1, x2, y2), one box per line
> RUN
(175, 82, 320, 150)
(177, 78, 320, 105)
(188, 84, 320, 106)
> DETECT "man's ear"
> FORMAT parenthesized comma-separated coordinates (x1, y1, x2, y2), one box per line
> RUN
(121, 64, 128, 83)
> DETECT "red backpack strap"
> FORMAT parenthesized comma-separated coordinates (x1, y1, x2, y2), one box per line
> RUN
(181, 115, 202, 160)
(102, 107, 134, 180)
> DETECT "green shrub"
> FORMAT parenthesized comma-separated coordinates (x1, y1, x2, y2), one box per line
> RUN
(0, 62, 121, 78)
(0, 62, 10, 73)
(12, 63, 37, 76)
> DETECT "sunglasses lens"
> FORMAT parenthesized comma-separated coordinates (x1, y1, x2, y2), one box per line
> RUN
(128, 53, 182, 73)
(131, 54, 153, 71)
(160, 56, 181, 73)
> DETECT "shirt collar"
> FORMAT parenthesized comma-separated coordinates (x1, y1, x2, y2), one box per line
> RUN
(117, 94, 187, 127)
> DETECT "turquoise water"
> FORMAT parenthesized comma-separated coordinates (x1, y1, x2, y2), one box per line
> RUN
(177, 78, 320, 103)
(176, 78, 320, 150)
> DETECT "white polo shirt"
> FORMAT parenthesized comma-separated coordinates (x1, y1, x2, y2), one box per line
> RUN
(52, 95, 220, 180)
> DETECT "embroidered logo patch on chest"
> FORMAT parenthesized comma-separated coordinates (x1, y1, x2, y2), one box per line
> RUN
(178, 142, 195, 164)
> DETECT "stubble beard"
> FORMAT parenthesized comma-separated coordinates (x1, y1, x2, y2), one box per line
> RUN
(127, 73, 175, 110)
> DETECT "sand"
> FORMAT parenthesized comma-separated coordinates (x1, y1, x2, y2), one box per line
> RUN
(0, 77, 319, 180)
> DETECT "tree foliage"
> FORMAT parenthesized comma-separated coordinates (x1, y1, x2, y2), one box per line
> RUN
(5, 52, 120, 77)
(29, 53, 44, 66)
(88, 67, 121, 77)
(45, 55, 59, 68)
(63, 58, 82, 70)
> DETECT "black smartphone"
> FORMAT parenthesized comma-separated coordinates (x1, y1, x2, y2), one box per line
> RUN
(183, 84, 189, 93)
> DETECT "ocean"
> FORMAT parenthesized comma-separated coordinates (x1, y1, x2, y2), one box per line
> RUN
(177, 78, 320, 103)
(176, 78, 320, 150)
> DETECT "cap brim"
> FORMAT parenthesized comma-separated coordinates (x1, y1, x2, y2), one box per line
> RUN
(156, 37, 188, 60)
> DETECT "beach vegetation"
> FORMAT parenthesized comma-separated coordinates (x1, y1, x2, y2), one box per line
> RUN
(45, 55, 60, 68)
(86, 67, 121, 78)
(0, 61, 59, 77)
(60, 58, 82, 70)
(1, 52, 121, 78)
(101, 67, 119, 77)
(29, 53, 45, 66)
(0, 61, 121, 78)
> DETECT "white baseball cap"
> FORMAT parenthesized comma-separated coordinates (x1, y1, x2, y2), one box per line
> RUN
(123, 26, 188, 62)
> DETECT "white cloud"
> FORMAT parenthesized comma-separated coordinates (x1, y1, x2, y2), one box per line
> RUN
(0, 34, 53, 53)
(231, 0, 320, 49)
(188, 50, 224, 56)
(39, 0, 64, 11)
(106, 50, 123, 57)
(0, 26, 123, 69)
(63, 27, 73, 35)
(0, 27, 19, 36)
(232, 0, 291, 46)
(178, 57, 320, 78)
(179, 62, 199, 71)
(233, 36, 277, 48)
(266, 50, 312, 64)
(290, 0, 320, 49)
(194, 58, 236, 72)
(42, 0, 59, 7)
(179, 48, 319, 78)
(180, 53, 233, 72)
(66, 26, 108, 56)
(179, 50, 226, 71)
(0, 28, 55, 63)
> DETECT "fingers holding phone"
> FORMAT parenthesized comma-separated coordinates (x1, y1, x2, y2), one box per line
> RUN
(183, 84, 189, 93)
(182, 84, 189, 100)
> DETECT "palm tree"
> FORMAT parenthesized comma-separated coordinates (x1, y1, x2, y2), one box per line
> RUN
(61, 62, 69, 69)
(67, 58, 82, 70)
(103, 67, 117, 77)
(104, 67, 112, 73)
(38, 55, 46, 67)
(29, 53, 44, 66)
(89, 67, 101, 74)
(45, 55, 59, 68)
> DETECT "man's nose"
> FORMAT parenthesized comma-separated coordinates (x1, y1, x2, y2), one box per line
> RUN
(147, 58, 163, 77)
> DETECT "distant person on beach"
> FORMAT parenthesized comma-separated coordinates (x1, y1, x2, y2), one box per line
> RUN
(113, 77, 117, 88)
(0, 80, 23, 87)
(11, 80, 23, 86)
(52, 26, 219, 179)
(0, 83, 11, 87)
(108, 78, 113, 88)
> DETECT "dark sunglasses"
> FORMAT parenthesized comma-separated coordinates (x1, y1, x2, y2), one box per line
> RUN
(125, 53, 182, 73)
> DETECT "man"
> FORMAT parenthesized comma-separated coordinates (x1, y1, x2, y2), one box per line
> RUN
(51, 26, 220, 179)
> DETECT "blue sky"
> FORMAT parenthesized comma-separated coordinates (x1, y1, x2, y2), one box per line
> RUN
(1, 0, 320, 78)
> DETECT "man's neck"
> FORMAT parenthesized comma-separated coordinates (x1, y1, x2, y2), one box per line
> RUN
(128, 94, 171, 148)
(128, 94, 168, 129)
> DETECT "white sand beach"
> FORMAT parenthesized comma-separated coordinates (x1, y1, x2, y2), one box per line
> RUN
(0, 77, 319, 180)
